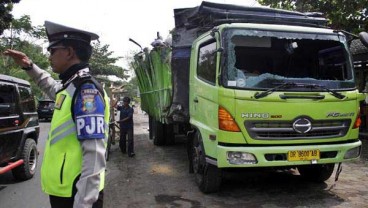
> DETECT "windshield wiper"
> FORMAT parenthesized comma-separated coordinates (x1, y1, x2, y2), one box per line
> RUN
(303, 84, 346, 99)
(254, 82, 297, 99)
(253, 82, 346, 99)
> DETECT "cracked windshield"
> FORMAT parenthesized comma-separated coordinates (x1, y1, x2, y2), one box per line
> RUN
(224, 29, 355, 90)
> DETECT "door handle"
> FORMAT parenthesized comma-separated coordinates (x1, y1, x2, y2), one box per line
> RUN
(193, 97, 198, 103)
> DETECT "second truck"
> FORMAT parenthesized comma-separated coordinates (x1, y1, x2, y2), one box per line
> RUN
(131, 1, 368, 193)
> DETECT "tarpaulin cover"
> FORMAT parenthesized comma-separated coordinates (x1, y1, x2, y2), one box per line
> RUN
(172, 1, 327, 48)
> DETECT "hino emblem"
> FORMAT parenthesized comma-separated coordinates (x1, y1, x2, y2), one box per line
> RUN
(241, 113, 269, 119)
(293, 118, 312, 133)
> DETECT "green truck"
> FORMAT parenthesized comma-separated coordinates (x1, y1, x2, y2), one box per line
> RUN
(131, 1, 368, 193)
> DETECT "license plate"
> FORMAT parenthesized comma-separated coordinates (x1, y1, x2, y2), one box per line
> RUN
(287, 150, 320, 161)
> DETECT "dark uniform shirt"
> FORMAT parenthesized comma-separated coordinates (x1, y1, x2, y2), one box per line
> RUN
(117, 105, 134, 129)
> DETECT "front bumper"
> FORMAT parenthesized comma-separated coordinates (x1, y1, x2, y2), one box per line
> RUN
(214, 140, 362, 168)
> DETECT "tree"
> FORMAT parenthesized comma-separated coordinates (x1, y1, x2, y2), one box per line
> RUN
(1, 15, 49, 68)
(258, 0, 368, 33)
(0, 0, 21, 35)
(124, 76, 139, 98)
(1, 15, 51, 98)
(90, 42, 128, 80)
(1, 16, 127, 97)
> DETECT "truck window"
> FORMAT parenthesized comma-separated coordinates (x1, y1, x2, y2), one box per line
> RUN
(197, 41, 217, 85)
(19, 86, 36, 112)
(223, 29, 355, 90)
(318, 46, 349, 80)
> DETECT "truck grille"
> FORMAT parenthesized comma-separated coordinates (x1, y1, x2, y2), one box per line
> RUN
(245, 119, 351, 140)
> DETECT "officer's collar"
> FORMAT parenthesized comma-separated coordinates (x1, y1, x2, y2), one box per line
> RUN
(59, 63, 89, 85)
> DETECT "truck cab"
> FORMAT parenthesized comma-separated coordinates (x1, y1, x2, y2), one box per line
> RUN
(189, 23, 365, 191)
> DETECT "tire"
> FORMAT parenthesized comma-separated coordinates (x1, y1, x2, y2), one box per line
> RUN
(191, 131, 221, 193)
(12, 139, 38, 181)
(298, 164, 335, 182)
(148, 116, 153, 140)
(164, 124, 175, 145)
(152, 119, 165, 146)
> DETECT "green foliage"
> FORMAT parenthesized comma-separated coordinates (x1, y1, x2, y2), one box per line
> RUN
(124, 76, 139, 98)
(258, 0, 368, 33)
(11, 15, 46, 40)
(1, 15, 54, 99)
(89, 42, 128, 80)
(0, 0, 21, 35)
(1, 15, 127, 98)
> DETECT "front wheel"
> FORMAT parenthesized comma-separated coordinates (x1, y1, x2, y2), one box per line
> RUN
(191, 131, 221, 193)
(12, 139, 38, 180)
(298, 164, 335, 182)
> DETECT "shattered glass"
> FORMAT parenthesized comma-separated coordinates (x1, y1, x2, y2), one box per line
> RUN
(222, 29, 355, 90)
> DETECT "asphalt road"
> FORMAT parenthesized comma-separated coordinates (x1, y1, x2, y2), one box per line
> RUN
(1, 113, 368, 208)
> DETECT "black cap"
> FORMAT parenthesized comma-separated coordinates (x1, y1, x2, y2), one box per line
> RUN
(45, 21, 99, 48)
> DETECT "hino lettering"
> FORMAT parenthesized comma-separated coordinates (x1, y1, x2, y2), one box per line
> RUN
(241, 113, 269, 119)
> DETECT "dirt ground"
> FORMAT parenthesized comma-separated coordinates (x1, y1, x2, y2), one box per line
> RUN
(105, 108, 368, 208)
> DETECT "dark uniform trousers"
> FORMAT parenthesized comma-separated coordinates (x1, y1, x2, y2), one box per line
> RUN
(119, 128, 134, 155)
(49, 179, 104, 208)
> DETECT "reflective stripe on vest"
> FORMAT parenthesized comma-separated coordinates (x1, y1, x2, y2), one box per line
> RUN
(41, 82, 110, 197)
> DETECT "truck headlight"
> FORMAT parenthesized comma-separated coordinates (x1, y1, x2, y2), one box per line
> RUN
(227, 151, 257, 164)
(344, 146, 361, 159)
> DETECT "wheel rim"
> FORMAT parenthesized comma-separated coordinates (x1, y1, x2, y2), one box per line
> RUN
(192, 135, 204, 175)
(28, 146, 37, 173)
(192, 144, 200, 174)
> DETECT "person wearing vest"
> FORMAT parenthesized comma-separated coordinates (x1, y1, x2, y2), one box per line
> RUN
(4, 21, 109, 208)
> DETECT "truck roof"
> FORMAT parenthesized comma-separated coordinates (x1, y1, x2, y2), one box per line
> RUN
(173, 1, 329, 48)
(174, 1, 327, 29)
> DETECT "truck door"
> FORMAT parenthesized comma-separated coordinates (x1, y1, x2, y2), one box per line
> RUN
(190, 38, 219, 153)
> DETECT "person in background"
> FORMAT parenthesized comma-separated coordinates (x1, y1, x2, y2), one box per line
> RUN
(3, 21, 109, 208)
(116, 96, 135, 157)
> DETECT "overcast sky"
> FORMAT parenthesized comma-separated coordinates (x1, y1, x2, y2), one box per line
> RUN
(11, 0, 259, 68)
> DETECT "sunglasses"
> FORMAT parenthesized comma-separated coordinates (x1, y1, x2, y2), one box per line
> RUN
(47, 46, 67, 55)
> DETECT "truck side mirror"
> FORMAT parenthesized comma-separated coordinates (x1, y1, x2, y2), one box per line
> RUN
(359, 32, 368, 47)
(211, 47, 224, 55)
(210, 27, 219, 37)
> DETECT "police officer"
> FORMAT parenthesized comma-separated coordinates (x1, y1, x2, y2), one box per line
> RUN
(116, 96, 135, 157)
(4, 21, 109, 208)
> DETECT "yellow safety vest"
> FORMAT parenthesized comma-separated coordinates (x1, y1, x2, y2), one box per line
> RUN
(41, 82, 110, 197)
